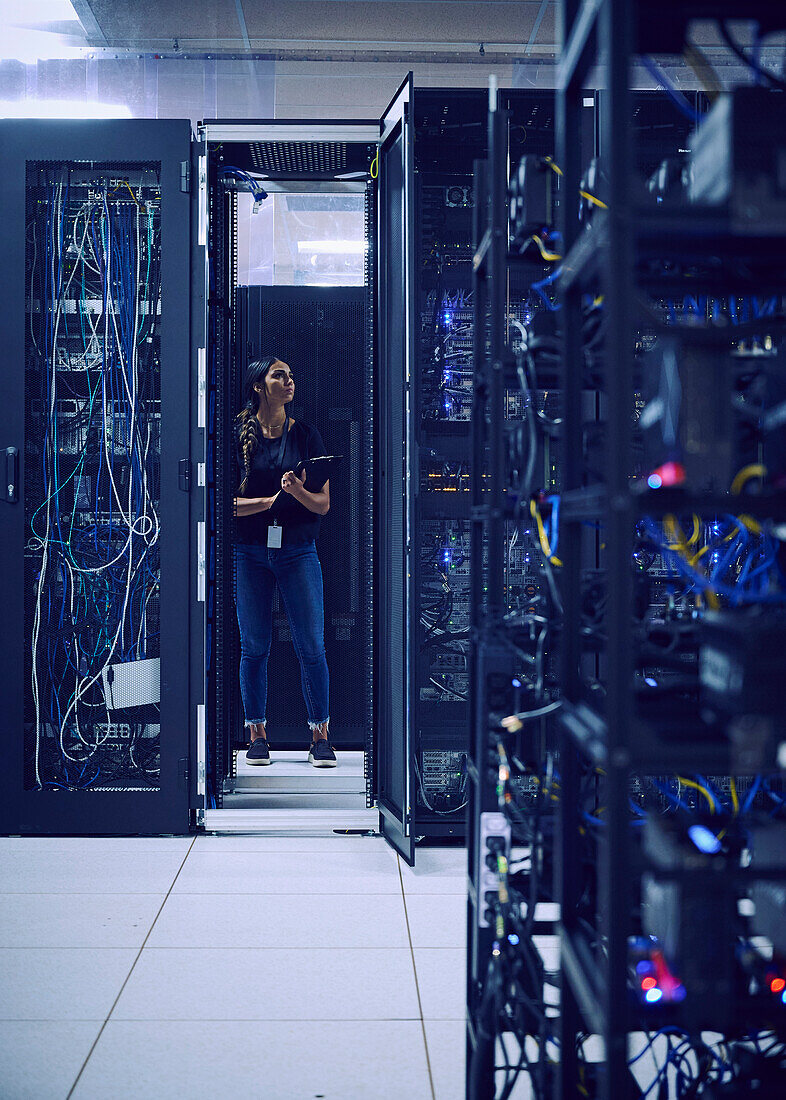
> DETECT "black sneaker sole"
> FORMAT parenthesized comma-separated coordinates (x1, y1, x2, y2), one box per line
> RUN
(245, 749, 272, 766)
(308, 750, 337, 768)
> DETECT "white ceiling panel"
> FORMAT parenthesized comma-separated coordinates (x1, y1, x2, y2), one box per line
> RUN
(76, 0, 553, 52)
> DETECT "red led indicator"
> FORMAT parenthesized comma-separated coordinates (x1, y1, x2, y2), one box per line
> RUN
(770, 977, 785, 994)
(641, 977, 657, 991)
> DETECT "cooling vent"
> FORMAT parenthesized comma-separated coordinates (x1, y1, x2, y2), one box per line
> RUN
(248, 142, 348, 175)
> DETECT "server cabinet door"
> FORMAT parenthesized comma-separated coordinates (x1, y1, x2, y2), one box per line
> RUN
(0, 120, 193, 835)
(376, 75, 416, 864)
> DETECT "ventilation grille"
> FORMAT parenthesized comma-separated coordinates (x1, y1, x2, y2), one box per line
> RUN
(248, 142, 348, 175)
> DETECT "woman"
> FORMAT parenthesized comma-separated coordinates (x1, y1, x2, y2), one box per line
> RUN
(233, 356, 336, 768)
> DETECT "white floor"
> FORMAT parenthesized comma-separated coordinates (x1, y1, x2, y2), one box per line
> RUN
(0, 834, 476, 1100)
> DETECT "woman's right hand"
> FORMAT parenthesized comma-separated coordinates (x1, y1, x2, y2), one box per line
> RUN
(234, 492, 281, 517)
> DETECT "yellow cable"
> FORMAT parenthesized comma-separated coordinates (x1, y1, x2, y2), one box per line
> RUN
(738, 513, 763, 535)
(687, 514, 701, 547)
(665, 514, 720, 606)
(731, 464, 766, 495)
(544, 156, 563, 176)
(529, 499, 562, 567)
(369, 152, 379, 179)
(580, 189, 608, 209)
(730, 778, 739, 816)
(677, 776, 716, 814)
(530, 234, 563, 262)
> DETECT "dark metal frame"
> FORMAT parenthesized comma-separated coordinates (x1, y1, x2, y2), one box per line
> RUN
(466, 92, 511, 1098)
(0, 119, 193, 836)
(375, 74, 417, 864)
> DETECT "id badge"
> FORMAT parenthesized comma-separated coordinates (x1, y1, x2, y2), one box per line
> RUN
(267, 522, 283, 549)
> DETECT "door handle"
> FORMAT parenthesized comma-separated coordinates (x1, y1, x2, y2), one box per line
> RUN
(1, 447, 18, 503)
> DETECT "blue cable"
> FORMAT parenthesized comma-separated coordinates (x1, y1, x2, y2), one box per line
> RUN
(641, 57, 703, 124)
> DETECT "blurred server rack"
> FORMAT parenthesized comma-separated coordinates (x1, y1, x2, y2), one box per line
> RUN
(466, 89, 596, 1097)
(0, 120, 193, 835)
(555, 3, 786, 1099)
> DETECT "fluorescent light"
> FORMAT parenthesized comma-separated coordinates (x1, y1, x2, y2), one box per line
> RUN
(0, 27, 85, 62)
(1, 0, 78, 20)
(297, 240, 367, 254)
(0, 99, 132, 119)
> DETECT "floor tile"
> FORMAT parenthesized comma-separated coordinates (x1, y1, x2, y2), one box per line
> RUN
(424, 1020, 466, 1100)
(72, 1020, 433, 1100)
(0, 895, 164, 949)
(0, 1021, 102, 1100)
(113, 948, 421, 1021)
(147, 892, 410, 949)
(172, 848, 401, 894)
(0, 949, 137, 1020)
(399, 848, 468, 894)
(413, 948, 466, 1020)
(0, 838, 193, 853)
(405, 893, 467, 948)
(0, 851, 188, 894)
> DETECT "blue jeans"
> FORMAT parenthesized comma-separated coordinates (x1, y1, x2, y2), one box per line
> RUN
(234, 540, 330, 731)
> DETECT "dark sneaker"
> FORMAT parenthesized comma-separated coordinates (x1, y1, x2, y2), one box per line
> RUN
(308, 740, 337, 768)
(246, 738, 272, 766)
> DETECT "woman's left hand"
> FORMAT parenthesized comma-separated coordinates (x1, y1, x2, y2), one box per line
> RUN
(281, 469, 307, 495)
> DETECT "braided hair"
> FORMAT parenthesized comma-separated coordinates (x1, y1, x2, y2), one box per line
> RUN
(236, 356, 282, 496)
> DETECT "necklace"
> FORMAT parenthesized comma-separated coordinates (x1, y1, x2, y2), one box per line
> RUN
(257, 412, 286, 437)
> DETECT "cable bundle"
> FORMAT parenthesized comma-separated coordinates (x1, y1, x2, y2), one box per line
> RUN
(25, 166, 162, 789)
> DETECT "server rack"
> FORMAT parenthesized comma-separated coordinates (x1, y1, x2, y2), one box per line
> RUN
(412, 88, 572, 848)
(555, 3, 786, 1098)
(0, 120, 193, 835)
(468, 35, 786, 1097)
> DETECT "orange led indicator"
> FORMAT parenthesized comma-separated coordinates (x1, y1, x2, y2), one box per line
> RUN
(641, 977, 657, 991)
(770, 977, 785, 994)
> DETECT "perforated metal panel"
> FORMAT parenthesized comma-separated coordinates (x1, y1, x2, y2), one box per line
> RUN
(248, 142, 348, 175)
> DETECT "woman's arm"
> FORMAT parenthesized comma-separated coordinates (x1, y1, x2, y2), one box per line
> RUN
(281, 472, 330, 516)
(234, 492, 281, 517)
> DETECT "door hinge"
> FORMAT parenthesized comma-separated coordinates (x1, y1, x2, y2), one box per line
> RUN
(180, 160, 190, 193)
(178, 458, 191, 492)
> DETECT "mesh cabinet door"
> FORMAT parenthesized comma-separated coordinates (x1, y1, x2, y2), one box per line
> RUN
(0, 120, 193, 836)
(375, 75, 416, 865)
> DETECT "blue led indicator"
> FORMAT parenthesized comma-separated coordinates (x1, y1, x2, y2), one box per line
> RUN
(508, 934, 520, 945)
(511, 678, 522, 689)
(645, 987, 663, 1004)
(647, 473, 663, 489)
(688, 825, 722, 855)
(644, 677, 657, 688)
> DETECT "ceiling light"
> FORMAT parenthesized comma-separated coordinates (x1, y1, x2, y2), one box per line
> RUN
(1, 0, 78, 23)
(0, 99, 132, 118)
(0, 28, 85, 63)
(297, 240, 367, 254)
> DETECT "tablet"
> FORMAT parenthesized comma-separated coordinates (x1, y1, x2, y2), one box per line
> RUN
(293, 455, 343, 479)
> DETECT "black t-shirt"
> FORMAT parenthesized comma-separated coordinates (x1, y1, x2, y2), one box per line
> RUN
(234, 417, 328, 546)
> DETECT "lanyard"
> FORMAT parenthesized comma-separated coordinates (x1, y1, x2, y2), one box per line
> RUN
(271, 415, 290, 472)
